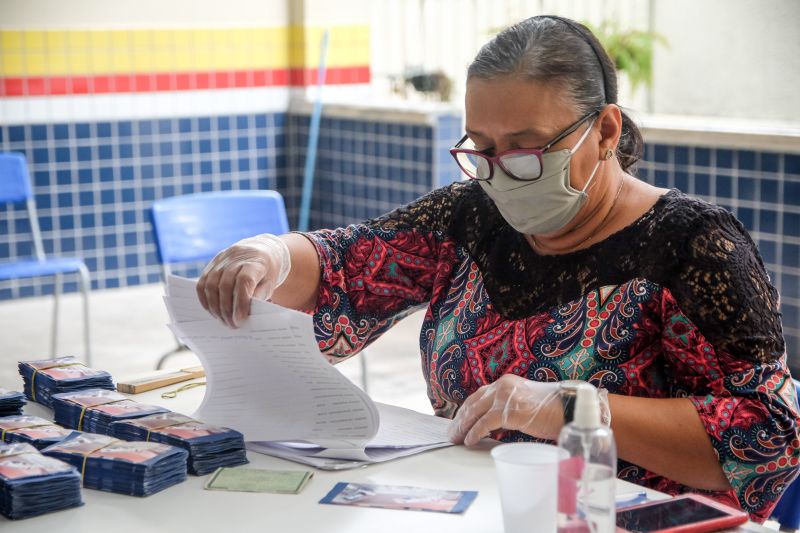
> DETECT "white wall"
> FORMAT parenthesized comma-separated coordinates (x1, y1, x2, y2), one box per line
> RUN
(368, 0, 799, 126)
(652, 0, 800, 123)
(300, 0, 371, 25)
(0, 0, 288, 26)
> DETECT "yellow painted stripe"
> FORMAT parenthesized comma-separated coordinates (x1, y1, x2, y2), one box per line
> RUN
(0, 26, 370, 77)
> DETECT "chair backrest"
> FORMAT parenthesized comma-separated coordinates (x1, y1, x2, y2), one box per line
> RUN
(0, 152, 45, 260)
(150, 190, 290, 266)
(0, 152, 33, 203)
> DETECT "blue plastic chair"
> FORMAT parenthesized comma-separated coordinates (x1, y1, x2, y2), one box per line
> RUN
(0, 152, 91, 363)
(151, 191, 291, 271)
(770, 378, 800, 528)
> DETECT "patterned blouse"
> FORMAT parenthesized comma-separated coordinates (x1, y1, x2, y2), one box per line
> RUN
(302, 179, 799, 521)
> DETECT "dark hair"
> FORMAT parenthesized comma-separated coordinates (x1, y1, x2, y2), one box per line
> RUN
(467, 15, 643, 172)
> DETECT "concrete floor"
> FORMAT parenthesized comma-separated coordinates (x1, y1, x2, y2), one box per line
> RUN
(0, 283, 433, 414)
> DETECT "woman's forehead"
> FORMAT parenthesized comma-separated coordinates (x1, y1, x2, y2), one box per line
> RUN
(465, 77, 576, 136)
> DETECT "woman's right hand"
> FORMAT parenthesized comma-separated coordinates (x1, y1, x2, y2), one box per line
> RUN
(196, 234, 291, 328)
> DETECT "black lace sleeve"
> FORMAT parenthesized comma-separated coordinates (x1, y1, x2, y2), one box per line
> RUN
(370, 179, 469, 232)
(670, 204, 785, 364)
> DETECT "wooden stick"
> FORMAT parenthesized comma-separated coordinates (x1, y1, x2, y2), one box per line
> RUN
(116, 366, 205, 394)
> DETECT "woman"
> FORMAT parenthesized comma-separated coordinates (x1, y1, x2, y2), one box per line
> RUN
(197, 15, 798, 521)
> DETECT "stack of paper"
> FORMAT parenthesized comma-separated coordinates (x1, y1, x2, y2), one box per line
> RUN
(164, 275, 453, 470)
(18, 357, 114, 408)
(0, 415, 74, 449)
(0, 388, 25, 417)
(110, 412, 248, 475)
(51, 389, 169, 435)
(42, 432, 188, 497)
(0, 442, 83, 520)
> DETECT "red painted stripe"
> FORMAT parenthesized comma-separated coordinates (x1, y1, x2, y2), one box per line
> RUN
(0, 66, 370, 97)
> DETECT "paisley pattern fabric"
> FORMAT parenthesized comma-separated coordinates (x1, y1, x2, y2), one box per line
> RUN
(303, 182, 799, 521)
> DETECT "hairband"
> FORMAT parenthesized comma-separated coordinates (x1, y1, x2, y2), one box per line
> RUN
(533, 15, 615, 104)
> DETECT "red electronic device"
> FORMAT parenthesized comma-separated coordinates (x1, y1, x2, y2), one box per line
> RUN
(615, 494, 749, 533)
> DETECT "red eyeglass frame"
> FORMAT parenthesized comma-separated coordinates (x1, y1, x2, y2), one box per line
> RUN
(449, 110, 599, 181)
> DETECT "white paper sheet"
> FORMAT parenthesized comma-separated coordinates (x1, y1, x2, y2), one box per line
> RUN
(246, 440, 452, 470)
(369, 403, 451, 447)
(166, 305, 378, 445)
(164, 275, 453, 466)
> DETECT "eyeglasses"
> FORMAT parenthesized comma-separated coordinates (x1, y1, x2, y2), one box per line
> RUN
(449, 110, 599, 182)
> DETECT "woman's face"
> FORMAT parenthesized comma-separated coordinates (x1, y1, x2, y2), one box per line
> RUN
(464, 76, 601, 193)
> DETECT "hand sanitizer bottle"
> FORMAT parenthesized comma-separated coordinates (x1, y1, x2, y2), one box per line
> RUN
(557, 383, 617, 533)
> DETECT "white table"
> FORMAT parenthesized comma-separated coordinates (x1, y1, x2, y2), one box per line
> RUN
(6, 380, 774, 533)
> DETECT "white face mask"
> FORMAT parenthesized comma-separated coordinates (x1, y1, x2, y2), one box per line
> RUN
(478, 119, 603, 235)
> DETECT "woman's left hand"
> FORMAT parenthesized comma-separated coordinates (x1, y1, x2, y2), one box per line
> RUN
(448, 375, 563, 446)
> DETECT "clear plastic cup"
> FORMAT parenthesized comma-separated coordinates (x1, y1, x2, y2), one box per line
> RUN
(491, 442, 565, 533)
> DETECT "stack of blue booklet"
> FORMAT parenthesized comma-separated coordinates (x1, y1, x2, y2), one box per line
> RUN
(51, 389, 169, 435)
(42, 432, 188, 497)
(0, 415, 74, 450)
(111, 412, 248, 475)
(0, 388, 25, 417)
(18, 356, 114, 408)
(0, 442, 83, 520)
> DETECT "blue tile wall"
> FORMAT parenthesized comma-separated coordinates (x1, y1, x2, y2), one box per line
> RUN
(637, 146, 800, 374)
(285, 110, 461, 229)
(0, 113, 288, 298)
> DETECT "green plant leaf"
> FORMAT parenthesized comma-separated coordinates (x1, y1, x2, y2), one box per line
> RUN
(580, 19, 668, 93)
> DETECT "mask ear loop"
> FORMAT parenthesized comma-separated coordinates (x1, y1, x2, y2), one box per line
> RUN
(572, 119, 614, 193)
(580, 149, 615, 193)
(569, 117, 597, 156)
(580, 159, 603, 193)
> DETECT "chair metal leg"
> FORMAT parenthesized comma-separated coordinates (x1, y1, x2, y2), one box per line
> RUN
(360, 350, 369, 394)
(78, 264, 92, 366)
(155, 275, 188, 370)
(155, 337, 187, 370)
(50, 273, 61, 359)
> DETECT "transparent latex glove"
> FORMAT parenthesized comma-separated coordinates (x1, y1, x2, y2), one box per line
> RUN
(196, 233, 291, 328)
(448, 375, 563, 447)
(598, 387, 611, 426)
(448, 376, 613, 447)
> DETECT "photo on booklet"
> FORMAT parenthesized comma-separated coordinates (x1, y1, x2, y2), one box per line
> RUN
(319, 482, 478, 514)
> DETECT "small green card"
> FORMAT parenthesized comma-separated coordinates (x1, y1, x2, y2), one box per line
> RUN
(204, 467, 314, 494)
